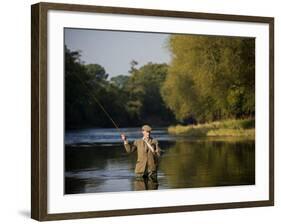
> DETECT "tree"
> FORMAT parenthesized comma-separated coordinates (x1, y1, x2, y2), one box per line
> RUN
(110, 75, 129, 89)
(125, 62, 175, 125)
(129, 60, 138, 73)
(161, 35, 255, 123)
(85, 64, 109, 81)
(65, 46, 127, 128)
(64, 47, 176, 129)
(65, 46, 92, 128)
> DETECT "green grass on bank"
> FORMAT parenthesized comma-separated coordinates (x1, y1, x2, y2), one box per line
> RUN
(168, 119, 255, 137)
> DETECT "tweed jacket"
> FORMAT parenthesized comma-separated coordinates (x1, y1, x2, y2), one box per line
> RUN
(124, 137, 161, 174)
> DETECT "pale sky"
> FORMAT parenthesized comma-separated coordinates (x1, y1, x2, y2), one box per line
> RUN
(64, 28, 171, 78)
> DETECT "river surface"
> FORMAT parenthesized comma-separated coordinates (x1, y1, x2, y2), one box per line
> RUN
(65, 127, 255, 194)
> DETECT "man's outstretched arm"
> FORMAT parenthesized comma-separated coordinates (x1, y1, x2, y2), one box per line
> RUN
(121, 134, 137, 153)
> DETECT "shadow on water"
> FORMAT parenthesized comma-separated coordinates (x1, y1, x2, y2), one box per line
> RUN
(65, 128, 255, 194)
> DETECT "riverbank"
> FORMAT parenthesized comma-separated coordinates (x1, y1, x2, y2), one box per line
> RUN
(168, 119, 255, 137)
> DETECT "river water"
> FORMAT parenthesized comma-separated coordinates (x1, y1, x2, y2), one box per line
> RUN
(65, 127, 255, 194)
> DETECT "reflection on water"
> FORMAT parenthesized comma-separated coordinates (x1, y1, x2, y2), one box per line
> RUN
(160, 140, 255, 189)
(134, 178, 159, 191)
(65, 128, 255, 194)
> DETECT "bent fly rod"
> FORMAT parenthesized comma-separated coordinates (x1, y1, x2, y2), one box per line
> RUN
(73, 73, 122, 135)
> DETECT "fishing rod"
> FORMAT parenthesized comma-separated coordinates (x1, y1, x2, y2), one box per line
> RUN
(73, 73, 122, 135)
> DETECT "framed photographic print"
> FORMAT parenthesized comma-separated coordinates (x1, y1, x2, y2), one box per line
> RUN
(31, 2, 274, 221)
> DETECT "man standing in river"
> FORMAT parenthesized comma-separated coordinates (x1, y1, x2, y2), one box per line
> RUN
(121, 125, 161, 181)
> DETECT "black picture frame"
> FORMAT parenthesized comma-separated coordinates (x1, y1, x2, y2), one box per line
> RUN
(31, 2, 274, 221)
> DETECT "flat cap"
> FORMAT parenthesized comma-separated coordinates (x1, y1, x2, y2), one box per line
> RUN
(142, 124, 152, 132)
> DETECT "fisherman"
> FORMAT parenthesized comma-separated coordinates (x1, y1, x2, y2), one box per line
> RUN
(121, 125, 161, 181)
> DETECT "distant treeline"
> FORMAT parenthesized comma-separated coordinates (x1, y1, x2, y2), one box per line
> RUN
(65, 35, 255, 129)
(65, 47, 175, 129)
